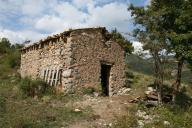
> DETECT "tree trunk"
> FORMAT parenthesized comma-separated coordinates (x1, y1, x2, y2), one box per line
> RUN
(153, 51, 163, 105)
(172, 57, 184, 103)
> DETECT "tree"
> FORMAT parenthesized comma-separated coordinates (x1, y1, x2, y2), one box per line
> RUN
(129, 0, 192, 103)
(0, 38, 11, 54)
(0, 38, 23, 68)
(111, 29, 133, 54)
(128, 2, 170, 104)
(163, 0, 192, 101)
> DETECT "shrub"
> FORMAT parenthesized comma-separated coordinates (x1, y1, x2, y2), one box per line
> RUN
(19, 77, 55, 97)
(124, 70, 134, 88)
(7, 52, 20, 68)
(0, 96, 6, 113)
(82, 86, 96, 95)
(125, 70, 134, 79)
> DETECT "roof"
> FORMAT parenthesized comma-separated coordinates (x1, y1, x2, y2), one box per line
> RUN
(21, 27, 107, 51)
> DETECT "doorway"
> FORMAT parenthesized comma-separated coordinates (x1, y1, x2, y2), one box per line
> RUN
(100, 64, 111, 96)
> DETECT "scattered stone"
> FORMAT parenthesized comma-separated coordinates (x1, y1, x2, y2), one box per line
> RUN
(145, 90, 151, 95)
(136, 110, 155, 127)
(74, 108, 81, 112)
(117, 87, 132, 95)
(137, 120, 144, 128)
(164, 121, 170, 125)
(136, 110, 147, 118)
(108, 123, 112, 127)
(93, 92, 99, 97)
(147, 87, 156, 92)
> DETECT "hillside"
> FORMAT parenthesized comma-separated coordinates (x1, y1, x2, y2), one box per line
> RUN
(126, 54, 192, 84)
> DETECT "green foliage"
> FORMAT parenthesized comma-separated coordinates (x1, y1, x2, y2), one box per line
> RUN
(19, 77, 55, 97)
(126, 54, 154, 75)
(53, 93, 83, 103)
(0, 96, 5, 113)
(129, 0, 192, 103)
(5, 50, 21, 68)
(0, 38, 11, 54)
(0, 38, 23, 69)
(80, 86, 102, 96)
(124, 70, 134, 88)
(187, 58, 192, 71)
(111, 29, 133, 54)
(82, 86, 95, 95)
(175, 88, 192, 108)
(144, 106, 192, 128)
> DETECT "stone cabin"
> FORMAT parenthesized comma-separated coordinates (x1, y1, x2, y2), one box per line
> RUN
(20, 27, 126, 96)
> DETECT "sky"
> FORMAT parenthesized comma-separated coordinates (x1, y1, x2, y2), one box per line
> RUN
(0, 0, 150, 51)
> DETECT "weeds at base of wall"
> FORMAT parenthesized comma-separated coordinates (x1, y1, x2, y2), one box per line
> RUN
(80, 85, 102, 96)
(19, 77, 56, 98)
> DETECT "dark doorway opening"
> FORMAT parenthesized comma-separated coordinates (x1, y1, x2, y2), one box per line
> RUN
(100, 64, 111, 96)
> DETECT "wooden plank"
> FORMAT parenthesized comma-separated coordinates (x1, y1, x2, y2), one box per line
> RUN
(43, 69, 46, 80)
(47, 69, 52, 84)
(50, 67, 56, 86)
(41, 69, 44, 79)
(44, 68, 48, 82)
(54, 67, 60, 86)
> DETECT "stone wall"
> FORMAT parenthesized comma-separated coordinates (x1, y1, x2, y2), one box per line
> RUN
(20, 28, 126, 95)
(21, 36, 71, 89)
(69, 29, 126, 96)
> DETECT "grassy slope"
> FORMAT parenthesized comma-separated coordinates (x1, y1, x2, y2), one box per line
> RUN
(0, 77, 93, 128)
(126, 54, 192, 84)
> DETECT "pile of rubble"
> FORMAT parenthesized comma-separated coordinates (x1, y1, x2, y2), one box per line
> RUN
(117, 87, 132, 95)
(129, 87, 172, 107)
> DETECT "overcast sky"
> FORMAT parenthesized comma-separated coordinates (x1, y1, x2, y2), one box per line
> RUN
(0, 0, 150, 50)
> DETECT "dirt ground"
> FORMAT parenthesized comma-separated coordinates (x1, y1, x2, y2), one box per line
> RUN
(67, 95, 133, 128)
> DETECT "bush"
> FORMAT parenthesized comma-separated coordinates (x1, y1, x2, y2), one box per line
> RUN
(19, 77, 55, 97)
(125, 70, 134, 79)
(7, 51, 20, 68)
(0, 96, 6, 113)
(82, 86, 96, 95)
(124, 70, 134, 88)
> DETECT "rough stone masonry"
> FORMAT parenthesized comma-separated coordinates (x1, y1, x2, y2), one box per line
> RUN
(20, 27, 126, 96)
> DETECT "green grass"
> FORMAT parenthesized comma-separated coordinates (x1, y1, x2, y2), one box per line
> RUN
(126, 54, 192, 84)
(114, 104, 192, 128)
(143, 105, 192, 128)
(113, 106, 138, 128)
(0, 75, 93, 128)
(0, 44, 94, 128)
(19, 77, 55, 98)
